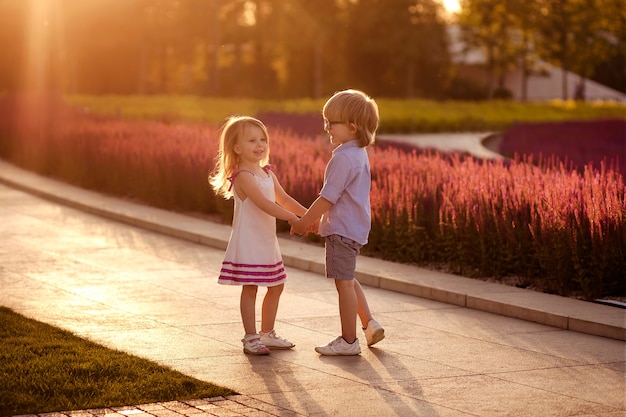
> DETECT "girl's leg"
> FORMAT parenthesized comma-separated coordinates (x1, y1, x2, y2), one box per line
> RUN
(354, 280, 374, 328)
(335, 279, 358, 342)
(261, 283, 284, 332)
(240, 285, 258, 335)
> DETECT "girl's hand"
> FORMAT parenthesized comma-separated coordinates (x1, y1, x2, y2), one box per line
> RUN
(288, 217, 298, 235)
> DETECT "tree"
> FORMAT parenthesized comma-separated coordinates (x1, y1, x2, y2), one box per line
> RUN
(458, 0, 521, 98)
(344, 0, 450, 98)
(274, 0, 341, 98)
(507, 0, 543, 101)
(458, 0, 623, 100)
(533, 0, 619, 99)
(1, 0, 465, 98)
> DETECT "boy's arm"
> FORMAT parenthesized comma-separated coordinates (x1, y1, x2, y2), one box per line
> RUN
(235, 172, 298, 221)
(290, 196, 332, 235)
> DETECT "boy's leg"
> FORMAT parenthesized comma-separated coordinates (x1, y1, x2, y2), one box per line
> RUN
(315, 235, 361, 355)
(354, 279, 374, 328)
(261, 283, 284, 332)
(335, 279, 358, 342)
(354, 279, 385, 346)
(240, 285, 258, 335)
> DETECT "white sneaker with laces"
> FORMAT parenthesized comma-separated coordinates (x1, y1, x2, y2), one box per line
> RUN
(363, 319, 385, 346)
(259, 330, 295, 350)
(315, 336, 361, 356)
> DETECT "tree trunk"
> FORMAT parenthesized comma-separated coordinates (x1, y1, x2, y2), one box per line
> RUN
(406, 58, 415, 98)
(209, 0, 221, 95)
(314, 39, 323, 100)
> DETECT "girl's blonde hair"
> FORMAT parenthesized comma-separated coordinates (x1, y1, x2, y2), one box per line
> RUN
(323, 89, 379, 147)
(209, 115, 270, 199)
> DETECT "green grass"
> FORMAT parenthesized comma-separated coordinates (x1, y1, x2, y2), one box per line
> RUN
(65, 94, 325, 125)
(0, 307, 236, 416)
(376, 98, 626, 132)
(65, 94, 626, 132)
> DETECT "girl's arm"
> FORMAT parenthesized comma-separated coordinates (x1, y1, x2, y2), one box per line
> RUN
(234, 172, 298, 222)
(270, 172, 308, 217)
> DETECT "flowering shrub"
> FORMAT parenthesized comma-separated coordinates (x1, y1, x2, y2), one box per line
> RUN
(367, 147, 624, 298)
(1, 95, 624, 299)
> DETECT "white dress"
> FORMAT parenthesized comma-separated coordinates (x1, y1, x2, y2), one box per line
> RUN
(217, 170, 286, 286)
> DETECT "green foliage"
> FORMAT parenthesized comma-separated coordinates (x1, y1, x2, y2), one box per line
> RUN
(65, 95, 326, 125)
(0, 307, 235, 416)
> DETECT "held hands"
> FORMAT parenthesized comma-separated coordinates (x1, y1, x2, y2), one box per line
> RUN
(289, 217, 306, 235)
(289, 217, 318, 236)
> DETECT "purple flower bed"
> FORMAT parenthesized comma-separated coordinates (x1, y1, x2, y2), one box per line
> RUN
(499, 119, 625, 178)
(255, 112, 324, 139)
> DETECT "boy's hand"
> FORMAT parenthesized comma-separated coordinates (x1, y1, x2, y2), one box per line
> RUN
(289, 218, 307, 235)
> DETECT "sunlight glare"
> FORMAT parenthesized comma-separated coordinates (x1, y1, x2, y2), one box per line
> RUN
(23, 0, 52, 92)
(442, 0, 461, 14)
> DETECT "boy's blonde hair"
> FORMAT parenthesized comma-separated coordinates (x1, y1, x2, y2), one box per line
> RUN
(209, 115, 270, 199)
(323, 89, 379, 147)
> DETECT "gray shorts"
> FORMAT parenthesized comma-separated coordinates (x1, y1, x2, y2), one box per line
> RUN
(325, 234, 362, 280)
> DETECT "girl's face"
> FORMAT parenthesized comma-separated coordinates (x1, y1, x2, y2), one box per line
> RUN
(233, 124, 268, 165)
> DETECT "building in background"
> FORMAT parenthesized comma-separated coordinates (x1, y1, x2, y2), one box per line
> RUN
(448, 25, 626, 102)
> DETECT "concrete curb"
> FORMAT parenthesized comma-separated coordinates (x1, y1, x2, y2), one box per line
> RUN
(1, 160, 623, 341)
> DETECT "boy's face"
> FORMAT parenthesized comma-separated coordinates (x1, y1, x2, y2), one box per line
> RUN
(324, 119, 355, 146)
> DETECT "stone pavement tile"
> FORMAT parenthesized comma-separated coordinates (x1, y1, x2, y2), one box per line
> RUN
(496, 328, 625, 363)
(79, 326, 239, 361)
(250, 383, 474, 417)
(574, 413, 626, 417)
(601, 361, 625, 373)
(495, 364, 625, 409)
(313, 348, 471, 383)
(385, 304, 557, 340)
(372, 374, 620, 417)
(332, 314, 582, 372)
(168, 354, 354, 394)
(468, 290, 626, 340)
(384, 307, 626, 362)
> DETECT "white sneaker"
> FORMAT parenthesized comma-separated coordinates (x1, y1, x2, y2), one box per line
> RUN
(363, 319, 385, 346)
(315, 336, 361, 356)
(259, 330, 295, 350)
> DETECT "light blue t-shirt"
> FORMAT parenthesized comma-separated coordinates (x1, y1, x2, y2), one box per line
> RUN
(318, 140, 371, 245)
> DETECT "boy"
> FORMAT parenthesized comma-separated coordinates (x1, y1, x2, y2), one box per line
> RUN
(290, 89, 384, 355)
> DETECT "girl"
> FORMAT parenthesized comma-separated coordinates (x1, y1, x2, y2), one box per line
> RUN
(210, 116, 307, 355)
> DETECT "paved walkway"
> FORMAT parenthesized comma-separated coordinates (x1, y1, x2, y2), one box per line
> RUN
(1, 160, 625, 417)
(378, 132, 504, 160)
